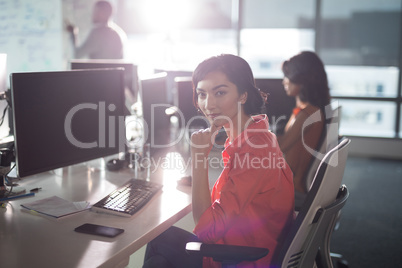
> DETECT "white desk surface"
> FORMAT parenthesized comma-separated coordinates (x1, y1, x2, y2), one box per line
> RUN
(0, 156, 192, 268)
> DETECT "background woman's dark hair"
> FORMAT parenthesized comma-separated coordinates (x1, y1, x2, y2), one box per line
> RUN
(281, 51, 330, 109)
(192, 54, 264, 116)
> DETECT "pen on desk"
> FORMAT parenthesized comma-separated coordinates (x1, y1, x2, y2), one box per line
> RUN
(30, 187, 42, 192)
(0, 192, 35, 202)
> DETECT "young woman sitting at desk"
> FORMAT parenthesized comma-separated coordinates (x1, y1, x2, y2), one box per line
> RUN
(277, 51, 331, 196)
(143, 54, 295, 268)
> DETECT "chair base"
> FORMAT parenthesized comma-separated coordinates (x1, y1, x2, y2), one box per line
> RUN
(331, 253, 349, 268)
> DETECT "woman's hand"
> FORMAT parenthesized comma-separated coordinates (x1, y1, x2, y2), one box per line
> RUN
(190, 123, 221, 157)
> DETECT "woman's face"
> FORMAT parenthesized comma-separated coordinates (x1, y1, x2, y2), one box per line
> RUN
(196, 71, 247, 128)
(282, 77, 301, 97)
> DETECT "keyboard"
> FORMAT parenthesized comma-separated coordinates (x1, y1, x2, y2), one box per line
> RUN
(91, 179, 163, 217)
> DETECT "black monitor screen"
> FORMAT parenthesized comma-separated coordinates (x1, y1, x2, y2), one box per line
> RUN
(10, 69, 125, 178)
(140, 72, 171, 148)
(70, 59, 139, 105)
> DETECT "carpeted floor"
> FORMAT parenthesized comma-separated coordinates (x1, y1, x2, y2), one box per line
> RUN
(330, 156, 402, 267)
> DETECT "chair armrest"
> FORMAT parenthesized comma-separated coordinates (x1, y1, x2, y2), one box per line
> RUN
(186, 242, 269, 264)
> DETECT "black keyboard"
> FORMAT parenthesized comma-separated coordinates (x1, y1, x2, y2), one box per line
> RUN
(91, 179, 163, 217)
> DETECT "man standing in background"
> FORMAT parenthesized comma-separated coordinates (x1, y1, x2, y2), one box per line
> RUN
(67, 0, 127, 59)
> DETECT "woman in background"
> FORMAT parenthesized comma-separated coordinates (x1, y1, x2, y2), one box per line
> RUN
(277, 51, 331, 196)
(143, 54, 294, 268)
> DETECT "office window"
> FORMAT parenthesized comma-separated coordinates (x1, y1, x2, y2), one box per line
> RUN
(115, 0, 236, 73)
(240, 0, 315, 77)
(326, 66, 399, 98)
(400, 105, 402, 138)
(319, 0, 402, 138)
(125, 30, 237, 75)
(319, 0, 401, 66)
(240, 29, 315, 78)
(335, 99, 396, 138)
(110, 0, 401, 139)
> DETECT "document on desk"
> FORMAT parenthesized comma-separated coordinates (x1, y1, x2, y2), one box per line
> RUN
(21, 196, 91, 218)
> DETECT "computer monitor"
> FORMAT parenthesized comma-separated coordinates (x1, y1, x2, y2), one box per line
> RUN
(154, 69, 193, 104)
(10, 69, 125, 178)
(70, 59, 139, 107)
(140, 72, 172, 150)
(255, 78, 295, 134)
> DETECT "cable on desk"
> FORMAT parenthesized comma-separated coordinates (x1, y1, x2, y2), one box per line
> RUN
(2, 163, 16, 199)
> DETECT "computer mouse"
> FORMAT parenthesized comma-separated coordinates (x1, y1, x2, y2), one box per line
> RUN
(106, 159, 125, 171)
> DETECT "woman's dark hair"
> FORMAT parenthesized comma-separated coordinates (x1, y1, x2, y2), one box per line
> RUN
(281, 51, 330, 109)
(192, 54, 264, 116)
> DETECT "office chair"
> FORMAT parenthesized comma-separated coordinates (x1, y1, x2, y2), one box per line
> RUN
(186, 137, 351, 268)
(295, 106, 342, 210)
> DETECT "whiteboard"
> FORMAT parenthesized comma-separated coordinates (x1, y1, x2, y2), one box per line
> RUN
(0, 0, 64, 86)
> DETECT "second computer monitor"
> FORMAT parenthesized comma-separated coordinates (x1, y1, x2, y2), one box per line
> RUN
(70, 59, 139, 105)
(140, 72, 172, 149)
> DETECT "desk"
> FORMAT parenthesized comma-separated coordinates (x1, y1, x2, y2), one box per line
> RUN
(0, 156, 192, 268)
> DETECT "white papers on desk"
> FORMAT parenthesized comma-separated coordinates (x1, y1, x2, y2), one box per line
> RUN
(21, 196, 91, 218)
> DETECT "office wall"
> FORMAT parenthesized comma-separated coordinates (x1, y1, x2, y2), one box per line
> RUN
(349, 137, 402, 160)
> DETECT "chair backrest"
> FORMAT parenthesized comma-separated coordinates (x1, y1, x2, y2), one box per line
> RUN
(271, 137, 350, 268)
(303, 106, 342, 193)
